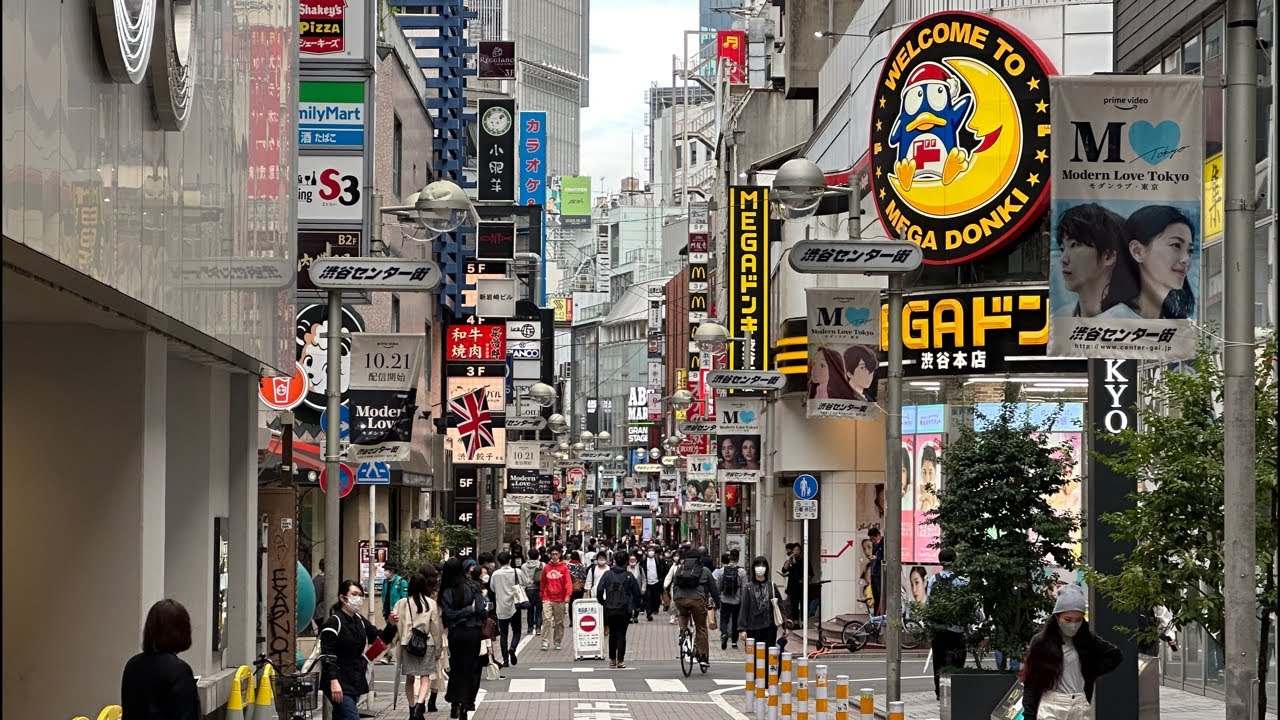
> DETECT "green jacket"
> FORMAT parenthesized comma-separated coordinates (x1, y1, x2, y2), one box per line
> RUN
(382, 574, 408, 618)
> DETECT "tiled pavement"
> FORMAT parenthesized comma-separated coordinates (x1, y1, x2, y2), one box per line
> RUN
(875, 687, 1278, 720)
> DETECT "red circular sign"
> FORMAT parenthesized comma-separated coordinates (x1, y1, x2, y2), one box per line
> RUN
(319, 463, 356, 499)
(579, 614, 597, 633)
(259, 362, 308, 411)
(567, 467, 586, 484)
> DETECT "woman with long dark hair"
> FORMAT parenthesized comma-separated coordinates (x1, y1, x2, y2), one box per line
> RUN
(1020, 585, 1123, 720)
(418, 565, 448, 709)
(438, 558, 487, 720)
(393, 573, 445, 718)
(1101, 205, 1196, 320)
(807, 346, 857, 400)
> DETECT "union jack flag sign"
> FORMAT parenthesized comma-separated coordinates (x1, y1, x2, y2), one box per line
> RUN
(449, 387, 494, 460)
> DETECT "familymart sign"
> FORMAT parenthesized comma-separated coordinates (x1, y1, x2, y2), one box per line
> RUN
(299, 81, 366, 148)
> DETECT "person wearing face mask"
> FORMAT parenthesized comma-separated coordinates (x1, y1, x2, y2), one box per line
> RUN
(641, 546, 668, 621)
(1020, 585, 1123, 720)
(439, 558, 489, 720)
(738, 556, 786, 653)
(625, 553, 648, 623)
(585, 553, 611, 600)
(380, 562, 409, 664)
(319, 580, 399, 720)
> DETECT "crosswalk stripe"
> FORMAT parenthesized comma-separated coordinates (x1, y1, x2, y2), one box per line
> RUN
(578, 678, 617, 692)
(713, 679, 743, 686)
(508, 678, 545, 693)
(645, 678, 688, 692)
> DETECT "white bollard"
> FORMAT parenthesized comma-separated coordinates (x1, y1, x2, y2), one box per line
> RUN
(745, 639, 756, 712)
(796, 657, 810, 720)
(767, 646, 780, 720)
(814, 665, 828, 720)
(887, 700, 905, 720)
(780, 652, 793, 720)
(834, 676, 849, 720)
(858, 688, 875, 720)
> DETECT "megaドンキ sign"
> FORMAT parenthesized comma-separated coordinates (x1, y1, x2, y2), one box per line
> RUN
(869, 11, 1056, 265)
(727, 187, 770, 385)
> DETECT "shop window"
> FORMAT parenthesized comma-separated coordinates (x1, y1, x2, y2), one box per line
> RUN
(1181, 33, 1201, 74)
(1162, 49, 1180, 74)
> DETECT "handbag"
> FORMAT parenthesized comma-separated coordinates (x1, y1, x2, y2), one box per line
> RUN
(485, 660, 501, 681)
(770, 596, 784, 627)
(404, 601, 431, 658)
(513, 583, 531, 611)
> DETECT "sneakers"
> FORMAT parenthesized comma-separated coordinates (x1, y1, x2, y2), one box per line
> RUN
(541, 642, 549, 651)
(511, 654, 518, 666)
(721, 636, 728, 650)
(732, 643, 738, 650)
(609, 659, 617, 668)
(555, 643, 562, 650)
(616, 661, 626, 668)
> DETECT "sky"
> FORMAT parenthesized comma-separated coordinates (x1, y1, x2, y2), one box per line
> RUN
(580, 0, 700, 198)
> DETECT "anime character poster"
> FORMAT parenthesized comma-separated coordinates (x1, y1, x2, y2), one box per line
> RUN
(806, 289, 880, 420)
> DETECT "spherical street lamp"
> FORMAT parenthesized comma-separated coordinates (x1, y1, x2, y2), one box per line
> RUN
(529, 382, 558, 408)
(572, 442, 586, 452)
(547, 413, 569, 434)
(693, 322, 731, 353)
(669, 389, 694, 411)
(663, 436, 680, 451)
(579, 431, 595, 447)
(772, 158, 827, 221)
(412, 179, 478, 236)
(649, 448, 662, 460)
(597, 430, 612, 445)
(558, 441, 570, 452)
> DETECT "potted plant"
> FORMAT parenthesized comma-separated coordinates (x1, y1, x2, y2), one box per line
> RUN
(923, 398, 1080, 720)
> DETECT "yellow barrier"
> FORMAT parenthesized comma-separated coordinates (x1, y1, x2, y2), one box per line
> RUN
(254, 663, 279, 720)
(95, 707, 122, 720)
(228, 665, 256, 720)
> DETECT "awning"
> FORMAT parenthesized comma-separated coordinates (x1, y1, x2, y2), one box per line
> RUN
(260, 434, 325, 473)
(594, 505, 655, 518)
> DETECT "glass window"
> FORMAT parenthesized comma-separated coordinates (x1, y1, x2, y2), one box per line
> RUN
(1163, 49, 1180, 74)
(393, 115, 403, 199)
(1181, 33, 1201, 74)
(1204, 16, 1223, 62)
(1146, 63, 1161, 74)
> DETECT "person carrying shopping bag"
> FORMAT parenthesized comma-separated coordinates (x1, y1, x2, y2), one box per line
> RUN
(393, 572, 445, 718)
(490, 551, 528, 667)
(1020, 585, 1123, 720)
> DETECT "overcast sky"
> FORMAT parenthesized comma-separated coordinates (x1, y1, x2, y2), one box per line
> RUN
(580, 0, 699, 198)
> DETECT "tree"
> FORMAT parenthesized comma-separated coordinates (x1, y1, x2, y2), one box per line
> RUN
(924, 399, 1080, 670)
(1086, 331, 1277, 719)
(387, 517, 479, 578)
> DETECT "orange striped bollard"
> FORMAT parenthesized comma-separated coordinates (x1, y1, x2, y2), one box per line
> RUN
(814, 665, 828, 720)
(834, 676, 849, 720)
(780, 652, 793, 719)
(744, 639, 756, 712)
(767, 646, 780, 720)
(796, 657, 810, 720)
(858, 688, 875, 720)
(888, 700, 905, 720)
(755, 642, 767, 719)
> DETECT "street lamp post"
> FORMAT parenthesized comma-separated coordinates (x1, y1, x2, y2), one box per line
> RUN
(693, 322, 757, 556)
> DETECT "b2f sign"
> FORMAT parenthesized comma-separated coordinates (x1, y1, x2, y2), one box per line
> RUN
(298, 156, 365, 222)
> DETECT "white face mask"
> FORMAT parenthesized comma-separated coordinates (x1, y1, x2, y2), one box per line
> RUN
(647, 551, 655, 557)
(754, 566, 767, 578)
(597, 560, 608, 567)
(1059, 620, 1083, 638)
(346, 596, 365, 611)
(481, 573, 490, 584)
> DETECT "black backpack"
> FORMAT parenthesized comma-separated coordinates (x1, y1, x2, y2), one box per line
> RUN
(927, 572, 959, 631)
(602, 572, 631, 613)
(719, 566, 740, 596)
(674, 560, 702, 590)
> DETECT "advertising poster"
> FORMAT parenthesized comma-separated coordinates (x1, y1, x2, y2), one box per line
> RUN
(298, 81, 365, 148)
(715, 398, 762, 483)
(855, 483, 885, 612)
(446, 380, 505, 465)
(900, 433, 916, 563)
(299, 0, 367, 60)
(560, 176, 591, 228)
(347, 332, 422, 462)
(726, 187, 770, 378)
(518, 112, 548, 207)
(1048, 75, 1202, 360)
(913, 434, 942, 564)
(297, 155, 365, 222)
(683, 455, 719, 511)
(293, 304, 365, 427)
(478, 99, 516, 202)
(806, 289, 881, 419)
(478, 41, 516, 79)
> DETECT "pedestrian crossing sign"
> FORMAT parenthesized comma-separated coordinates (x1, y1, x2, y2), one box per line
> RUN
(356, 461, 391, 485)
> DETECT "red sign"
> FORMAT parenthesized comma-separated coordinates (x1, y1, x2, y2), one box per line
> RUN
(446, 323, 506, 362)
(567, 467, 586, 485)
(677, 434, 709, 456)
(300, 0, 345, 55)
(688, 233, 708, 254)
(319, 463, 356, 499)
(248, 26, 285, 199)
(578, 614, 598, 633)
(717, 31, 747, 84)
(259, 362, 308, 410)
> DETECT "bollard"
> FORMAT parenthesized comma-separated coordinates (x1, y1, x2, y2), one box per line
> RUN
(796, 657, 810, 720)
(858, 688, 875, 720)
(745, 639, 757, 712)
(767, 646, 780, 720)
(780, 652, 793, 720)
(834, 676, 849, 720)
(755, 642, 767, 720)
(887, 700, 905, 720)
(814, 665, 828, 720)
(253, 663, 279, 720)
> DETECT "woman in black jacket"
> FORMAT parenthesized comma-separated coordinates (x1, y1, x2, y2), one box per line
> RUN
(319, 580, 399, 720)
(1020, 585, 1123, 720)
(121, 599, 202, 720)
(737, 556, 788, 652)
(439, 557, 488, 720)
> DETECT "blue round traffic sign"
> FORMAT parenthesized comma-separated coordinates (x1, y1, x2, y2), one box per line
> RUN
(534, 513, 549, 528)
(319, 463, 356, 499)
(793, 474, 818, 500)
(319, 405, 350, 440)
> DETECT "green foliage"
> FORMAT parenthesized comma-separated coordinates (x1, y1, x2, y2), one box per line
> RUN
(387, 517, 478, 578)
(1085, 330, 1278, 651)
(926, 400, 1080, 666)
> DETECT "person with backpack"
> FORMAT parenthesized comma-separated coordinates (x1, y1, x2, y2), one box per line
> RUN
(438, 558, 487, 720)
(391, 572, 445, 719)
(738, 555, 787, 652)
(672, 547, 721, 669)
(521, 548, 545, 636)
(597, 551, 643, 667)
(567, 551, 588, 611)
(925, 548, 970, 699)
(713, 550, 747, 649)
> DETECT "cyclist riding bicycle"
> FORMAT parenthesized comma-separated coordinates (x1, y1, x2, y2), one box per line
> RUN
(672, 547, 721, 670)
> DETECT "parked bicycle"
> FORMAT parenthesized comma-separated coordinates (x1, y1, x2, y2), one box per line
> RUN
(252, 653, 334, 720)
(841, 613, 924, 652)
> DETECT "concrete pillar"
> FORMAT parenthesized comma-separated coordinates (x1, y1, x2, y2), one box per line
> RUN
(819, 471, 861, 618)
(227, 372, 259, 665)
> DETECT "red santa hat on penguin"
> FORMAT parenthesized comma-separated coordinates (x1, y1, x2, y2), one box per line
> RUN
(904, 61, 962, 100)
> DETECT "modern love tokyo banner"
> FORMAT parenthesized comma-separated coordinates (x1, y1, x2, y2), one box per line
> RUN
(1048, 75, 1202, 360)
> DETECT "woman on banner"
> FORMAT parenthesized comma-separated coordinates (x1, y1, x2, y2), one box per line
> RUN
(917, 444, 940, 514)
(1101, 205, 1196, 320)
(808, 346, 857, 400)
(718, 437, 743, 469)
(843, 344, 880, 402)
(740, 437, 761, 470)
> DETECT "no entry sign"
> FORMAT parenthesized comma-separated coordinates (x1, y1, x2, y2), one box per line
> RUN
(579, 614, 597, 633)
(572, 599, 603, 659)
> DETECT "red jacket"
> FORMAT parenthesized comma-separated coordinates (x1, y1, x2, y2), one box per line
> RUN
(541, 561, 573, 603)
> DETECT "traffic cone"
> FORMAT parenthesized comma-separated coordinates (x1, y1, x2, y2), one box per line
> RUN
(227, 665, 255, 720)
(253, 663, 280, 720)
(95, 707, 122, 720)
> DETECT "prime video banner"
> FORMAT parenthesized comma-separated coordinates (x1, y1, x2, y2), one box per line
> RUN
(1047, 75, 1202, 360)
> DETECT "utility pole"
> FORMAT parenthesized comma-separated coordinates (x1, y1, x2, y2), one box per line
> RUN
(883, 272, 904, 701)
(1222, 0, 1259, 716)
(324, 290, 343, 608)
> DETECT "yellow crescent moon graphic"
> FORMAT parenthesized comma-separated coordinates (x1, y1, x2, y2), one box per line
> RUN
(888, 56, 1023, 218)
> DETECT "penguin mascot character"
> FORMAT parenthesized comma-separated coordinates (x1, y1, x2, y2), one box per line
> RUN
(888, 62, 972, 191)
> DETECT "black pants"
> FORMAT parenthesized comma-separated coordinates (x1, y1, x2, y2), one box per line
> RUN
(870, 573, 883, 616)
(606, 611, 631, 661)
(719, 602, 740, 640)
(445, 625, 483, 708)
(931, 630, 966, 698)
(743, 623, 783, 652)
(498, 614, 522, 664)
(786, 591, 801, 621)
(644, 585, 662, 618)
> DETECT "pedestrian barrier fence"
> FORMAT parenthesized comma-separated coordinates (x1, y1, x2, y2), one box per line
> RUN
(228, 664, 256, 720)
(748, 638, 860, 720)
(833, 676, 849, 720)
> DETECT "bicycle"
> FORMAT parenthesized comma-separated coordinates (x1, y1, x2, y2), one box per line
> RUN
(841, 613, 924, 652)
(676, 604, 712, 677)
(252, 652, 334, 720)
(801, 581, 848, 659)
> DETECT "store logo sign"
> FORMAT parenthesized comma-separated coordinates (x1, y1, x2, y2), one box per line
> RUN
(869, 11, 1054, 265)
(94, 0, 195, 131)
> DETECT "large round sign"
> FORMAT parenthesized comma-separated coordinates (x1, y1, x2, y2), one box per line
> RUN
(319, 463, 356, 499)
(259, 362, 308, 411)
(869, 11, 1056, 265)
(566, 467, 586, 485)
(578, 614, 597, 633)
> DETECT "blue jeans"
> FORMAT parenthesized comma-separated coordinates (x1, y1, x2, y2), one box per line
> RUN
(526, 586, 542, 630)
(329, 694, 360, 720)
